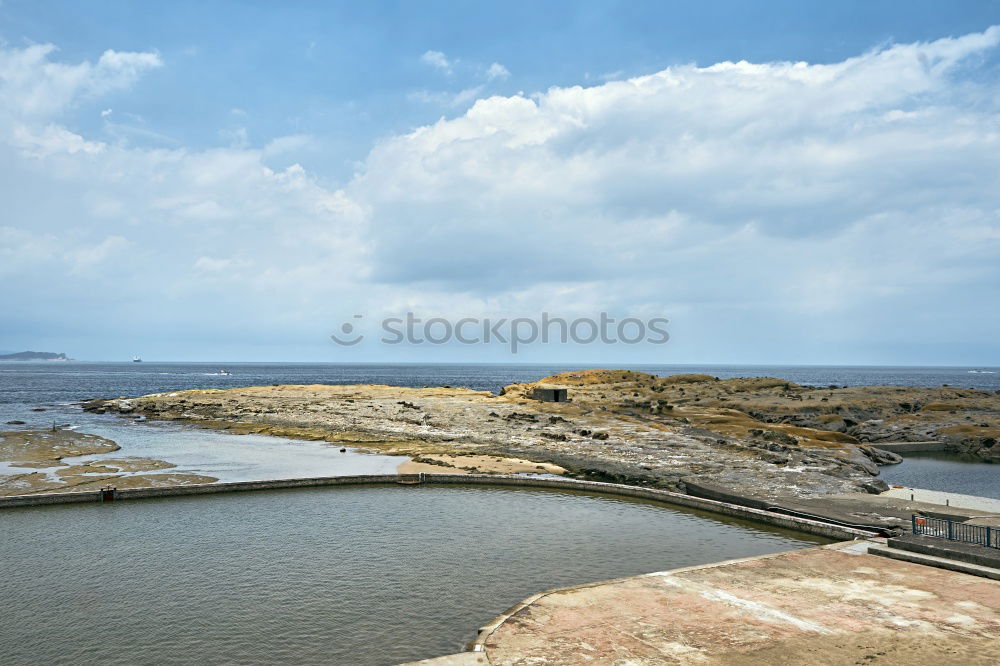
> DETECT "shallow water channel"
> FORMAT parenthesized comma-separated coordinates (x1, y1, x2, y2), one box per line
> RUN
(1, 484, 828, 665)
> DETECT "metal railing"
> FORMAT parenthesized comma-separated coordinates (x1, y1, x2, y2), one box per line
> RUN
(912, 515, 999, 549)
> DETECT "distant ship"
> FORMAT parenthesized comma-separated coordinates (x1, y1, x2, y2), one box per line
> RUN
(132, 356, 142, 363)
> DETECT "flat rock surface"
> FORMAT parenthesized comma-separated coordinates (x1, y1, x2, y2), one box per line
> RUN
(0, 429, 120, 464)
(481, 541, 1000, 665)
(83, 370, 922, 501)
(0, 430, 217, 495)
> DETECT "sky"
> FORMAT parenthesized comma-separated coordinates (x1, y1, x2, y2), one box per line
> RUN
(1, 1, 999, 364)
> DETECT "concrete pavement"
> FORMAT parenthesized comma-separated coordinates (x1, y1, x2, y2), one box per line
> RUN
(475, 541, 1000, 665)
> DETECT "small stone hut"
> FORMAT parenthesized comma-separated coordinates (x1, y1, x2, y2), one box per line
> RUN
(531, 387, 568, 402)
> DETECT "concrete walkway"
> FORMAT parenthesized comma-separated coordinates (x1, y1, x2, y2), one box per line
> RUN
(475, 541, 1000, 665)
(881, 486, 1000, 513)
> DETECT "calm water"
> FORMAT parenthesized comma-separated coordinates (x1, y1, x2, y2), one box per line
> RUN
(0, 484, 826, 665)
(879, 452, 999, 500)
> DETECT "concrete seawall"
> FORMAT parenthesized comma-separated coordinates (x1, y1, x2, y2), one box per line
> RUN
(0, 474, 876, 541)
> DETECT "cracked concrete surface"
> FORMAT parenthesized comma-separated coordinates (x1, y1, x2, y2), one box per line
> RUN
(478, 542, 1000, 665)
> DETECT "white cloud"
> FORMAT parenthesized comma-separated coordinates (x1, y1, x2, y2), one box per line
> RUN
(343, 26, 1000, 359)
(420, 50, 452, 73)
(0, 44, 161, 120)
(486, 62, 510, 80)
(414, 55, 509, 110)
(2, 29, 1000, 361)
(72, 235, 130, 271)
(219, 126, 248, 148)
(12, 123, 105, 157)
(0, 43, 368, 345)
(263, 134, 313, 157)
(0, 226, 129, 275)
(193, 256, 246, 273)
(407, 86, 485, 108)
(102, 121, 180, 146)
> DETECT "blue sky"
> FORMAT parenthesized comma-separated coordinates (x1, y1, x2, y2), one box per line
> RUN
(1, 1, 999, 363)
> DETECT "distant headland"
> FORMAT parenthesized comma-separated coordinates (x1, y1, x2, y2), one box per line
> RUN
(0, 351, 71, 361)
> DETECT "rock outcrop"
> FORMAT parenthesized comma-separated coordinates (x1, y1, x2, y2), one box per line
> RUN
(0, 429, 217, 495)
(81, 369, 999, 502)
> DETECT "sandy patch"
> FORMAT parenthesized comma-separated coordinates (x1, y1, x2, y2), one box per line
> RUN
(398, 454, 565, 476)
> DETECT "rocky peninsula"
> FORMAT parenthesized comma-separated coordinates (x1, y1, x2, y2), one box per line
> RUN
(78, 370, 1000, 529)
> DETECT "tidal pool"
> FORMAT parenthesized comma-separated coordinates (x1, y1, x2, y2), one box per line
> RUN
(1, 484, 828, 665)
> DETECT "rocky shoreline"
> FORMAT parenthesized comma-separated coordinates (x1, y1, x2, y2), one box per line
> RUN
(79, 370, 999, 508)
(0, 429, 217, 495)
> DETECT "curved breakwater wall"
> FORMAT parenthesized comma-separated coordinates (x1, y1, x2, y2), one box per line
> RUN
(0, 474, 876, 541)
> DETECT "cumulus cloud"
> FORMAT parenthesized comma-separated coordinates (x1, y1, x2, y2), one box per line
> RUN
(0, 44, 161, 120)
(2, 29, 1000, 361)
(345, 26, 1000, 359)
